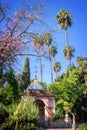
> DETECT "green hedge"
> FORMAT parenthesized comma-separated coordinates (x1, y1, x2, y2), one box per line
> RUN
(78, 123, 87, 130)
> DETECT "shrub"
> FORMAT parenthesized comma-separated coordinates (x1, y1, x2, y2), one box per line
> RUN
(78, 123, 87, 130)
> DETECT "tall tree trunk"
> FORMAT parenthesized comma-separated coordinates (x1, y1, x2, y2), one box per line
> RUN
(15, 121, 18, 130)
(56, 72, 58, 80)
(39, 56, 43, 82)
(65, 30, 71, 73)
(65, 29, 69, 47)
(50, 57, 53, 83)
(71, 112, 76, 130)
(69, 58, 71, 71)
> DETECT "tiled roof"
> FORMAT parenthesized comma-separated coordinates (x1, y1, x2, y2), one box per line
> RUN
(21, 89, 55, 97)
(29, 89, 55, 97)
(28, 83, 44, 90)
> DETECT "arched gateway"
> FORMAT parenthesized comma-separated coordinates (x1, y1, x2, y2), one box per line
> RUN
(21, 77, 55, 128)
(35, 100, 45, 126)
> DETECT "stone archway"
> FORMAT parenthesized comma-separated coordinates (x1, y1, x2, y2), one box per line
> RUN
(21, 88, 55, 128)
(35, 100, 45, 125)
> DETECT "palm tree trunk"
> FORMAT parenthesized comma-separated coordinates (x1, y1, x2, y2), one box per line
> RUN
(56, 72, 58, 80)
(38, 52, 43, 82)
(50, 57, 53, 83)
(69, 58, 71, 70)
(39, 56, 43, 82)
(65, 30, 71, 73)
(65, 29, 69, 47)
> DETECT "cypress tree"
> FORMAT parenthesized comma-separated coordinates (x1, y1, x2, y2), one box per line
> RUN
(20, 57, 30, 91)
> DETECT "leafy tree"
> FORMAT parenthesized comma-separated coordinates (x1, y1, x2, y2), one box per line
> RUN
(66, 63, 76, 76)
(0, 96, 39, 130)
(0, 69, 19, 105)
(0, 69, 20, 127)
(0, 68, 38, 130)
(84, 74, 87, 80)
(0, 66, 4, 87)
(4, 69, 19, 99)
(20, 57, 30, 92)
(76, 56, 87, 85)
(0, 98, 16, 128)
(12, 96, 38, 130)
(0, 1, 46, 70)
(47, 68, 87, 129)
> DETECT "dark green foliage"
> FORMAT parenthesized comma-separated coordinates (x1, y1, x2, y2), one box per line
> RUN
(0, 102, 9, 125)
(0, 95, 39, 130)
(5, 70, 19, 99)
(78, 123, 87, 129)
(0, 67, 4, 87)
(0, 96, 39, 130)
(0, 70, 19, 105)
(48, 67, 87, 123)
(74, 96, 87, 123)
(0, 85, 39, 130)
(20, 57, 30, 92)
(0, 69, 20, 128)
(53, 107, 64, 120)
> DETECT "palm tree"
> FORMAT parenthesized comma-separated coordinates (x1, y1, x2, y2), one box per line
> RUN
(33, 33, 52, 82)
(56, 9, 72, 68)
(49, 45, 57, 83)
(49, 45, 57, 57)
(53, 61, 61, 79)
(76, 56, 83, 66)
(63, 46, 75, 67)
(43, 32, 52, 46)
(33, 34, 43, 82)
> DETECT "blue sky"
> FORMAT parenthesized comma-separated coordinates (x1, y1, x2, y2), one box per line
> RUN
(3, 0, 87, 84)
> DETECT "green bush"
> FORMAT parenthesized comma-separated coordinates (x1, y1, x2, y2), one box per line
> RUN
(78, 123, 87, 130)
(0, 95, 39, 130)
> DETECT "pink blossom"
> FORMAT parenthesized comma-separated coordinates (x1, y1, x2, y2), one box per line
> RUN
(25, 13, 31, 19)
(13, 19, 20, 25)
(14, 11, 20, 17)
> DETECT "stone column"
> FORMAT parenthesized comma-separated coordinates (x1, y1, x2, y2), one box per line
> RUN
(44, 97, 55, 128)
